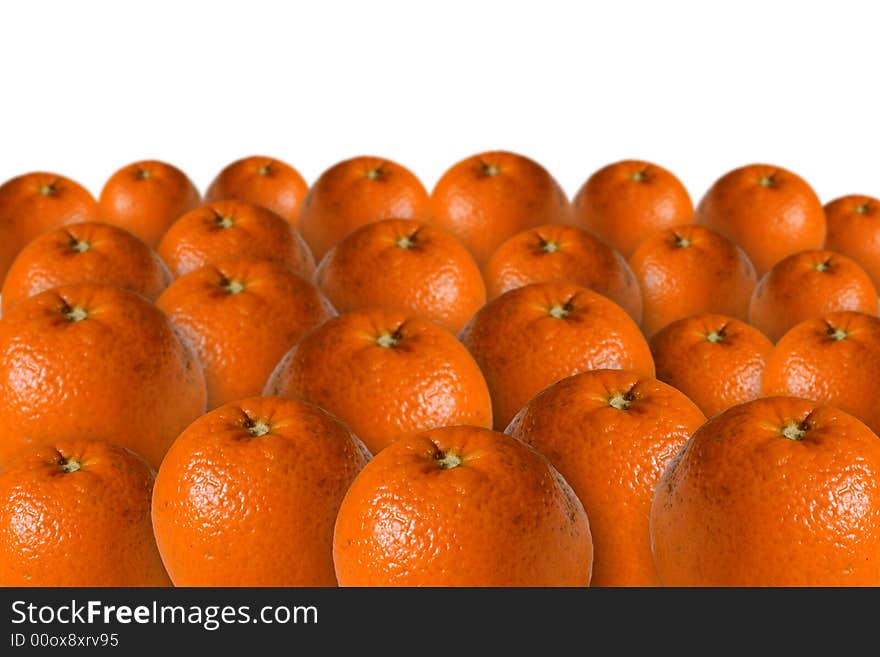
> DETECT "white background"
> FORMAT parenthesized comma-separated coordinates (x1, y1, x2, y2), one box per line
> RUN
(0, 0, 877, 205)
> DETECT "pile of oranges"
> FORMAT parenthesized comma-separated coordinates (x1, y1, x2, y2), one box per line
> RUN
(1, 152, 879, 587)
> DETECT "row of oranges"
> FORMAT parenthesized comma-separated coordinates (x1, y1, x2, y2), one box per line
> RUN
(3, 154, 876, 335)
(0, 151, 878, 586)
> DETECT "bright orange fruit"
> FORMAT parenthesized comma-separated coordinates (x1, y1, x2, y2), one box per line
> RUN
(0, 439, 170, 586)
(459, 281, 654, 430)
(98, 160, 201, 246)
(570, 159, 693, 258)
(297, 156, 429, 261)
(0, 284, 206, 469)
(157, 199, 315, 279)
(157, 258, 336, 409)
(333, 425, 592, 586)
(205, 155, 309, 226)
(749, 249, 877, 343)
(824, 194, 880, 290)
(483, 223, 642, 322)
(315, 219, 485, 333)
(507, 370, 704, 586)
(761, 311, 880, 435)
(650, 313, 773, 417)
(153, 397, 370, 586)
(266, 308, 493, 454)
(2, 221, 171, 315)
(629, 224, 757, 337)
(428, 150, 570, 266)
(694, 163, 825, 275)
(651, 397, 880, 586)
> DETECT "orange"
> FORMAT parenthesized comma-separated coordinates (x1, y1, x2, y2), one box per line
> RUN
(314, 219, 485, 333)
(98, 159, 201, 247)
(157, 258, 336, 409)
(333, 425, 592, 586)
(694, 163, 826, 275)
(156, 199, 315, 279)
(1, 221, 171, 315)
(204, 155, 309, 226)
(0, 172, 100, 282)
(650, 396, 880, 586)
(483, 223, 642, 322)
(152, 397, 369, 586)
(459, 281, 654, 430)
(428, 150, 570, 266)
(0, 438, 170, 586)
(506, 370, 704, 586)
(570, 159, 694, 258)
(297, 156, 429, 261)
(761, 310, 880, 436)
(629, 224, 757, 337)
(650, 313, 773, 417)
(824, 194, 880, 290)
(0, 284, 206, 469)
(748, 249, 877, 343)
(0, 222, 17, 291)
(265, 308, 492, 454)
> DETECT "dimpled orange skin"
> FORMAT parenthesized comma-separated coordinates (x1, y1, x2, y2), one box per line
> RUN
(458, 282, 655, 430)
(748, 250, 877, 343)
(483, 223, 643, 322)
(157, 258, 336, 409)
(761, 311, 880, 435)
(506, 370, 704, 587)
(694, 163, 826, 276)
(0, 284, 206, 469)
(333, 425, 592, 587)
(0, 439, 170, 586)
(156, 199, 315, 279)
(98, 160, 201, 247)
(0, 172, 100, 282)
(1, 221, 171, 315)
(265, 308, 492, 454)
(570, 159, 694, 258)
(824, 195, 880, 290)
(297, 156, 430, 261)
(315, 219, 485, 333)
(428, 150, 571, 267)
(650, 397, 880, 586)
(204, 156, 309, 226)
(0, 222, 18, 289)
(650, 314, 773, 418)
(629, 224, 757, 338)
(152, 397, 370, 586)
